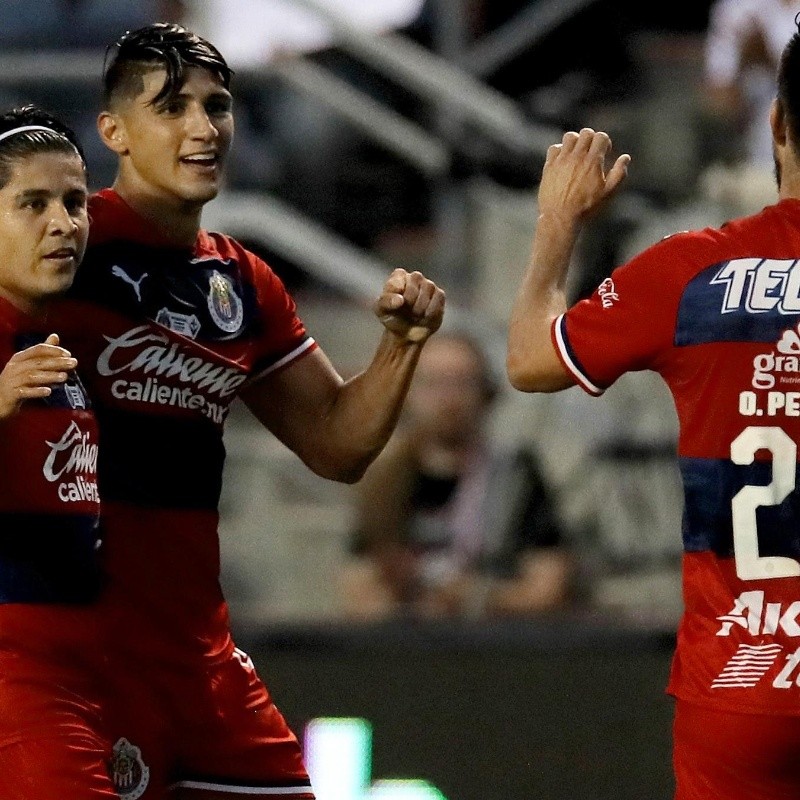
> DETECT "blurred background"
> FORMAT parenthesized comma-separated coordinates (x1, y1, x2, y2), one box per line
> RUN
(3, 1, 786, 797)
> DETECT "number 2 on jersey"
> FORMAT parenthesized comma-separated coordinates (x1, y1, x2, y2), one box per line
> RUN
(731, 426, 800, 580)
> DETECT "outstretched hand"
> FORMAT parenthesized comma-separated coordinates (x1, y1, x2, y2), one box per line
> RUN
(0, 333, 77, 420)
(538, 127, 630, 223)
(374, 268, 445, 343)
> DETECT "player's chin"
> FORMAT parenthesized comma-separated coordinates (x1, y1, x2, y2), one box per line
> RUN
(185, 182, 221, 203)
(37, 273, 75, 301)
(175, 172, 222, 202)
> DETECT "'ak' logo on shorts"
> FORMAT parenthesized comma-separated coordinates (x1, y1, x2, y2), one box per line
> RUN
(110, 737, 150, 799)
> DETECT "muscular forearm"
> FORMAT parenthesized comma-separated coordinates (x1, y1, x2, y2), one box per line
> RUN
(304, 330, 424, 482)
(245, 267, 443, 483)
(307, 264, 444, 481)
(507, 211, 580, 392)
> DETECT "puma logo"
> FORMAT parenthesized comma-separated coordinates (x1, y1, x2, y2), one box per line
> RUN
(111, 265, 148, 303)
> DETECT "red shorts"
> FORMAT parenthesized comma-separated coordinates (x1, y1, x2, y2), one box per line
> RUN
(105, 647, 314, 798)
(673, 700, 800, 800)
(0, 607, 117, 800)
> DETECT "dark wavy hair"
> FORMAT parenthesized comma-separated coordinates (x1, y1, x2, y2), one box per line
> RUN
(777, 16, 800, 159)
(0, 104, 85, 189)
(103, 22, 232, 108)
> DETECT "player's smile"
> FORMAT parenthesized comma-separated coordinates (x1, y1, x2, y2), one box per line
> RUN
(179, 151, 220, 173)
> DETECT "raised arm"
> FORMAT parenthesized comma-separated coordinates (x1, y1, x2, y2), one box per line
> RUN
(506, 128, 630, 393)
(241, 268, 445, 483)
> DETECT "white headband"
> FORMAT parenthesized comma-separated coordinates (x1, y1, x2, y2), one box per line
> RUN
(0, 125, 60, 145)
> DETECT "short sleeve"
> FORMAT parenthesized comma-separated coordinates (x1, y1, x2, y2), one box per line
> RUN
(243, 250, 317, 383)
(553, 236, 687, 395)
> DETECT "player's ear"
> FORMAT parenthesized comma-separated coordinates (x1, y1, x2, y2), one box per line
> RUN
(97, 111, 129, 156)
(771, 98, 788, 148)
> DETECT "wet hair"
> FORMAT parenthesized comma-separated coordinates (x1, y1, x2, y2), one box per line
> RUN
(103, 22, 232, 108)
(778, 16, 800, 157)
(0, 105, 85, 190)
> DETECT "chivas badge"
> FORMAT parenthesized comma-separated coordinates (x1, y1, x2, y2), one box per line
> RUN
(207, 270, 243, 333)
(110, 737, 150, 799)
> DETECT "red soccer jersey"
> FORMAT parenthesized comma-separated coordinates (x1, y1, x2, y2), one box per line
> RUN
(0, 295, 101, 605)
(51, 190, 316, 663)
(554, 197, 800, 715)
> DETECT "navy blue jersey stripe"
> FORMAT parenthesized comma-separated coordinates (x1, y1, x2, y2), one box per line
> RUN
(0, 513, 102, 603)
(96, 406, 224, 509)
(15, 332, 91, 410)
(680, 456, 800, 559)
(676, 261, 800, 346)
(73, 241, 263, 344)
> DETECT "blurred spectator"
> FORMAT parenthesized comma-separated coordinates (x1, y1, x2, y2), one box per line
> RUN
(480, 0, 638, 130)
(63, 1, 185, 47)
(339, 330, 574, 620)
(0, 1, 186, 189)
(700, 0, 800, 213)
(186, 0, 423, 66)
(0, 1, 184, 50)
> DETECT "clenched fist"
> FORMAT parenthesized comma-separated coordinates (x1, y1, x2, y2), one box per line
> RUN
(374, 269, 445, 343)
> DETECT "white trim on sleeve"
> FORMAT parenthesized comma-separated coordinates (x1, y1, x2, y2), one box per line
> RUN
(247, 337, 316, 386)
(553, 314, 604, 396)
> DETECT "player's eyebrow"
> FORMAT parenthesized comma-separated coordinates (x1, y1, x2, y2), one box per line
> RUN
(14, 186, 87, 203)
(206, 90, 232, 106)
(14, 188, 52, 202)
(154, 84, 232, 106)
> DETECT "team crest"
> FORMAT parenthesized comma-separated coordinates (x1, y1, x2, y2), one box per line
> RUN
(110, 737, 150, 799)
(207, 270, 243, 333)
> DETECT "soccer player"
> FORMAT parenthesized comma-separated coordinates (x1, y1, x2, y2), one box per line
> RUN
(507, 20, 800, 800)
(52, 22, 444, 800)
(0, 106, 114, 798)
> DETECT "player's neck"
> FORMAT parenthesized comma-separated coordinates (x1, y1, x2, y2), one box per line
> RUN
(779, 172, 800, 203)
(0, 286, 47, 321)
(111, 177, 203, 248)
